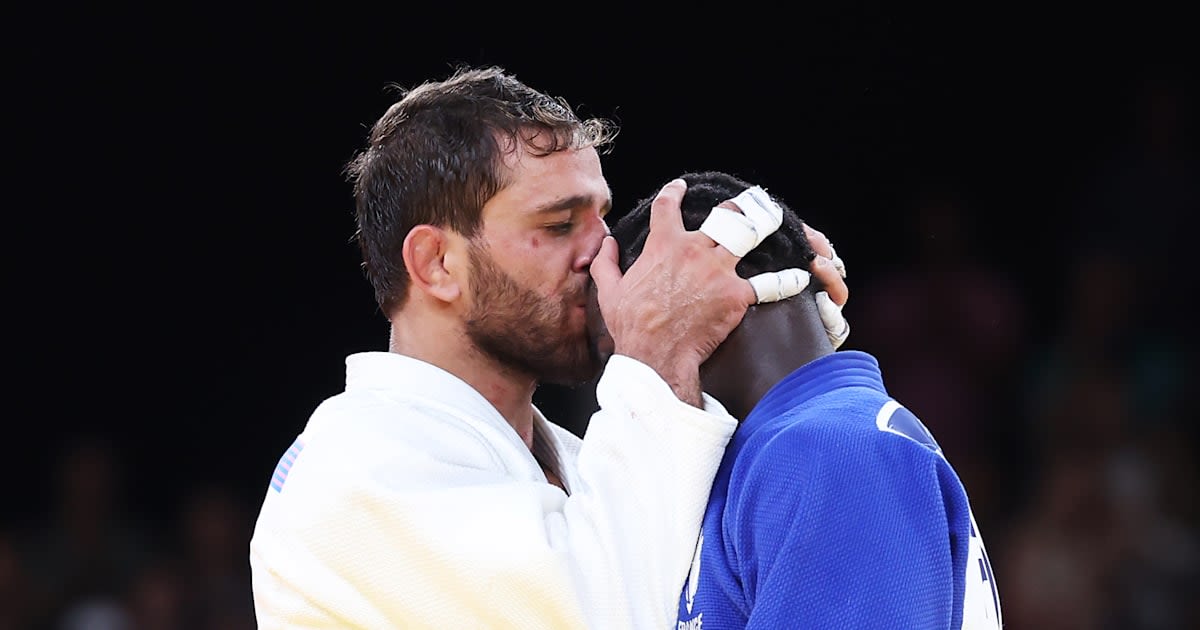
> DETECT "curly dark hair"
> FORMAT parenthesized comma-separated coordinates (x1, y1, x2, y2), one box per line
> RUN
(610, 171, 816, 278)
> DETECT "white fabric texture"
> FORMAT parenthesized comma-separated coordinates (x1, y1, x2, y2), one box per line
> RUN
(249, 351, 736, 629)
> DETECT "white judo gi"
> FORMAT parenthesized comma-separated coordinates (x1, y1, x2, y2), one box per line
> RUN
(250, 351, 736, 629)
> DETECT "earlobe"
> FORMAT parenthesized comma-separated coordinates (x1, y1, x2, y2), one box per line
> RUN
(402, 225, 462, 303)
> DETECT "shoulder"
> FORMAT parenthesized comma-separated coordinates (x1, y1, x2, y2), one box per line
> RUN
(297, 390, 519, 481)
(871, 400, 945, 456)
(732, 395, 948, 491)
(753, 389, 936, 444)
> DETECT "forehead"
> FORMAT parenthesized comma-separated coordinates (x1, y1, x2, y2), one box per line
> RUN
(483, 143, 610, 220)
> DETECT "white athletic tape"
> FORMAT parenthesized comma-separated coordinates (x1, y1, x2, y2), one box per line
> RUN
(698, 208, 758, 257)
(831, 255, 847, 278)
(698, 185, 784, 257)
(828, 242, 847, 278)
(816, 291, 850, 349)
(731, 186, 784, 236)
(749, 268, 811, 304)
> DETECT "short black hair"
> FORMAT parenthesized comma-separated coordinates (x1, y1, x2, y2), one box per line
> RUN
(610, 171, 816, 277)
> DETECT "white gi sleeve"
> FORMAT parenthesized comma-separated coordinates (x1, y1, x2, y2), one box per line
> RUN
(249, 355, 735, 629)
(562, 354, 737, 627)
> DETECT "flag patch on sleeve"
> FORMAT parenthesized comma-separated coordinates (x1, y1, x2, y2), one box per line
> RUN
(270, 438, 306, 492)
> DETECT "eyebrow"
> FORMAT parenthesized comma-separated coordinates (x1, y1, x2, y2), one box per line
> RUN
(533, 190, 613, 217)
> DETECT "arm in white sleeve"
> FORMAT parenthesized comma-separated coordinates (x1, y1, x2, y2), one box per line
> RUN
(562, 354, 737, 627)
(249, 355, 735, 629)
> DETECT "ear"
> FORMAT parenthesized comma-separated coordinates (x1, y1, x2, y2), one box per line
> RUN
(402, 225, 463, 303)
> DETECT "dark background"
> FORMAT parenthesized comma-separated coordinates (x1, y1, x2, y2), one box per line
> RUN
(8, 5, 1198, 629)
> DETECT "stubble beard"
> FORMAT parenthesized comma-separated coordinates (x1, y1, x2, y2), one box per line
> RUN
(464, 241, 601, 386)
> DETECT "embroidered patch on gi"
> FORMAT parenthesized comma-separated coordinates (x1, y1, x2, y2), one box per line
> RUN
(270, 438, 306, 492)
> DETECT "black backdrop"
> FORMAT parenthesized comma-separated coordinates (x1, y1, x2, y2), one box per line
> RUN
(10, 5, 1195, 527)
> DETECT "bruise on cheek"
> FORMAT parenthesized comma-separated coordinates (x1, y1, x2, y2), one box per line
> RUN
(531, 236, 540, 248)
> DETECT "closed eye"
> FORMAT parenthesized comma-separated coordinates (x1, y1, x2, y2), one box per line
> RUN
(545, 222, 574, 235)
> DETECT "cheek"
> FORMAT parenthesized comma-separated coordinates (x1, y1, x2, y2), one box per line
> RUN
(491, 233, 577, 294)
(523, 234, 567, 261)
(523, 236, 580, 274)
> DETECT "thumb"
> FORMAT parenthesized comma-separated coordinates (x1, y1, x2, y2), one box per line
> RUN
(589, 236, 622, 297)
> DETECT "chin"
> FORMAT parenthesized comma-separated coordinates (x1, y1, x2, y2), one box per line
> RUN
(541, 340, 602, 387)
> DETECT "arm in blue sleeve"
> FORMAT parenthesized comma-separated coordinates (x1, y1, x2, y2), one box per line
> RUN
(726, 423, 968, 629)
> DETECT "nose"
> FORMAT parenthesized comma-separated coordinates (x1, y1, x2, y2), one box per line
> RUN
(573, 214, 609, 272)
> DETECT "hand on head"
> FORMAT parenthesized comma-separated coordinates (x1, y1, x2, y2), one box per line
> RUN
(588, 177, 850, 405)
(589, 179, 743, 404)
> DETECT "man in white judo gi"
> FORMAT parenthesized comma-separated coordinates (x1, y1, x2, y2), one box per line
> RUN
(248, 65, 851, 629)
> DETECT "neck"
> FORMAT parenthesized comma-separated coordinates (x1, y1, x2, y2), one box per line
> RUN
(700, 290, 834, 420)
(389, 309, 539, 448)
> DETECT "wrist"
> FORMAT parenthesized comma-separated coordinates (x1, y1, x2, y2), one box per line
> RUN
(666, 371, 704, 409)
(617, 347, 704, 408)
